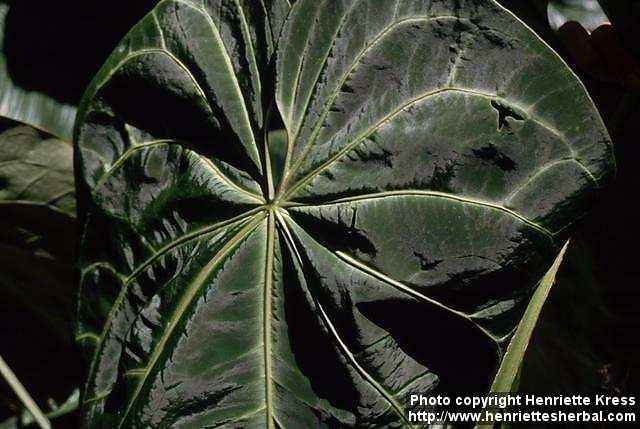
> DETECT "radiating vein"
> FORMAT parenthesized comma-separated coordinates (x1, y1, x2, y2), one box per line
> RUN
(259, 0, 275, 49)
(210, 406, 267, 428)
(277, 0, 362, 199)
(91, 139, 263, 204)
(152, 9, 167, 50)
(284, 85, 597, 202)
(282, 14, 458, 188)
(46, 188, 75, 206)
(280, 208, 510, 351)
(82, 207, 265, 400)
(0, 354, 51, 429)
(117, 212, 267, 427)
(263, 210, 276, 429)
(231, 0, 263, 98)
(91, 140, 174, 194)
(504, 158, 596, 203)
(199, 155, 265, 202)
(0, 159, 57, 168)
(316, 303, 412, 427)
(175, 0, 261, 167)
(279, 5, 317, 128)
(94, 48, 211, 119)
(333, 250, 504, 348)
(89, 44, 261, 195)
(285, 189, 555, 241)
(290, 0, 362, 142)
(276, 212, 412, 427)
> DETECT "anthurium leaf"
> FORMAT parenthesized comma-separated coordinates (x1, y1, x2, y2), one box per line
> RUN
(0, 3, 76, 141)
(75, 0, 614, 427)
(0, 122, 79, 424)
(0, 123, 76, 340)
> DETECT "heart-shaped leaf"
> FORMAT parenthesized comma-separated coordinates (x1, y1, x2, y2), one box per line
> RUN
(75, 0, 614, 427)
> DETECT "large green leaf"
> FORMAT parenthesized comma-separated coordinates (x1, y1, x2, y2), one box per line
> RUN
(75, 0, 614, 427)
(0, 124, 76, 341)
(0, 3, 79, 409)
(0, 3, 76, 141)
(0, 122, 80, 423)
(0, 0, 78, 348)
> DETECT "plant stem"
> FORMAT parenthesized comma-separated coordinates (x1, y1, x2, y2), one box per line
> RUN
(0, 353, 51, 429)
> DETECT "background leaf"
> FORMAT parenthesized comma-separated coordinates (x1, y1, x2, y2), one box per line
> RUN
(0, 0, 164, 422)
(0, 122, 75, 338)
(490, 241, 569, 393)
(0, 2, 75, 141)
(0, 120, 80, 422)
(501, 0, 640, 399)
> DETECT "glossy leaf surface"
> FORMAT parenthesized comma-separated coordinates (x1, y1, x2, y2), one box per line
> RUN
(0, 124, 76, 341)
(75, 0, 614, 427)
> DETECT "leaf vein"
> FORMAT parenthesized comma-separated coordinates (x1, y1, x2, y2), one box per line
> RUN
(82, 208, 265, 405)
(282, 14, 459, 189)
(116, 213, 267, 427)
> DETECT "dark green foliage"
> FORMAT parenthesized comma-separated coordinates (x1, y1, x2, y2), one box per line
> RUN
(74, 1, 613, 427)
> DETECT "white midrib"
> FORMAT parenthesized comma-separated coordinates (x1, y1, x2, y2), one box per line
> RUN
(115, 214, 267, 428)
(275, 211, 414, 428)
(263, 210, 276, 429)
